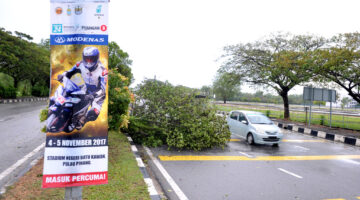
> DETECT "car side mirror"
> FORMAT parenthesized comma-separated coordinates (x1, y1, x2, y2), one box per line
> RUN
(241, 120, 248, 125)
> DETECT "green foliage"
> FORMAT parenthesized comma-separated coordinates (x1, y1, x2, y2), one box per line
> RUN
(200, 85, 213, 98)
(31, 81, 49, 97)
(341, 97, 352, 109)
(213, 72, 241, 103)
(0, 84, 16, 99)
(108, 42, 133, 83)
(0, 27, 50, 88)
(16, 80, 32, 97)
(40, 108, 48, 122)
(127, 79, 231, 151)
(125, 117, 165, 147)
(106, 41, 134, 131)
(313, 33, 360, 104)
(266, 110, 271, 117)
(320, 115, 326, 125)
(220, 33, 325, 118)
(313, 101, 326, 108)
(108, 70, 133, 131)
(0, 72, 14, 88)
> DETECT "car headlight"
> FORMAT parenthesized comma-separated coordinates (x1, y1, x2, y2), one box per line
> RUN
(255, 128, 266, 135)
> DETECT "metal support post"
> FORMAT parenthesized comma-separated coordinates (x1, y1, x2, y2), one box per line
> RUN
(308, 102, 312, 127)
(329, 101, 332, 128)
(65, 186, 83, 200)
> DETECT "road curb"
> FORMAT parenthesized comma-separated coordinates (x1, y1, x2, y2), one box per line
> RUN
(0, 98, 47, 104)
(126, 136, 162, 200)
(274, 122, 360, 147)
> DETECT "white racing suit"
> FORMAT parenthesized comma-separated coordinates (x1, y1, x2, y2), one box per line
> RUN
(64, 61, 107, 128)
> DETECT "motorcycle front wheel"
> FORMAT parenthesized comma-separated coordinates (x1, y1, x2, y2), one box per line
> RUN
(47, 113, 59, 132)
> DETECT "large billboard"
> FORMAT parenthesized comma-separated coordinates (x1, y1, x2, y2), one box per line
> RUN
(303, 87, 336, 102)
(43, 0, 109, 188)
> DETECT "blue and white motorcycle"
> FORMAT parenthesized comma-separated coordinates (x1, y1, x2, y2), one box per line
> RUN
(47, 76, 89, 133)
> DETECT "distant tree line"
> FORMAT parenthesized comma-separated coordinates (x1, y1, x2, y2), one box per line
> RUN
(200, 86, 304, 105)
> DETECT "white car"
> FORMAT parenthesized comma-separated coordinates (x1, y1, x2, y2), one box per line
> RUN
(227, 110, 283, 146)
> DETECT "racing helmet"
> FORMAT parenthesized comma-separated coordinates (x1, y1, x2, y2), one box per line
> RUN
(82, 47, 100, 71)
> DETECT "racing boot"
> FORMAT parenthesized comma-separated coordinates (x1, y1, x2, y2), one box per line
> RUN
(67, 123, 76, 132)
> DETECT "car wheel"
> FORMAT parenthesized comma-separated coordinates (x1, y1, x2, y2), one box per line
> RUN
(272, 143, 279, 147)
(247, 133, 254, 145)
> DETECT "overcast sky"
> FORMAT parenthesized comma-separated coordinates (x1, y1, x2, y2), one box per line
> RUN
(1, 0, 360, 94)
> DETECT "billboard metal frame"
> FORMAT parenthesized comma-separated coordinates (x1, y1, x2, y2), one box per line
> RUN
(303, 87, 336, 127)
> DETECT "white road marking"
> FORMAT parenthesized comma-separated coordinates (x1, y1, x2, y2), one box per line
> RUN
(294, 145, 310, 151)
(144, 178, 158, 196)
(341, 159, 360, 165)
(238, 152, 254, 158)
(144, 147, 189, 200)
(0, 142, 45, 195)
(136, 157, 145, 168)
(131, 145, 138, 152)
(0, 142, 45, 182)
(278, 168, 303, 179)
(127, 137, 133, 142)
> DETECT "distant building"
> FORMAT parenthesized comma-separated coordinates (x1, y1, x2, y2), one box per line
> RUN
(348, 100, 359, 108)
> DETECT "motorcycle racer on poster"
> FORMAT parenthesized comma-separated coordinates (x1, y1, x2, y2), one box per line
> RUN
(57, 46, 107, 132)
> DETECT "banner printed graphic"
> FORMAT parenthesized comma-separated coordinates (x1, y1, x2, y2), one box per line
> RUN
(43, 0, 109, 188)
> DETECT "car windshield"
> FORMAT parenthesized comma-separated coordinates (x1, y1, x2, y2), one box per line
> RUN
(246, 114, 273, 124)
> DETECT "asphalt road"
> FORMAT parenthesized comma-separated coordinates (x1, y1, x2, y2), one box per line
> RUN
(0, 101, 47, 189)
(148, 130, 360, 200)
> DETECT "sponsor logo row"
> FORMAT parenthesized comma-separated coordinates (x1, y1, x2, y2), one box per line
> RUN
(52, 24, 107, 33)
(55, 4, 104, 18)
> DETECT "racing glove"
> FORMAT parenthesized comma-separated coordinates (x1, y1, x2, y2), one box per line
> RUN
(57, 74, 64, 82)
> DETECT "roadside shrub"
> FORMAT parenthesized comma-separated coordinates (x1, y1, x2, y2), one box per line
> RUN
(40, 108, 48, 122)
(108, 70, 134, 131)
(0, 73, 16, 98)
(17, 80, 32, 97)
(320, 115, 326, 125)
(0, 85, 16, 99)
(32, 81, 49, 97)
(126, 79, 231, 151)
(266, 110, 271, 117)
(126, 116, 165, 147)
(40, 108, 48, 133)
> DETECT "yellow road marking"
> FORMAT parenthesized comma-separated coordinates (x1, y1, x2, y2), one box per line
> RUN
(159, 155, 360, 161)
(357, 197, 360, 199)
(323, 199, 346, 200)
(282, 139, 325, 143)
(229, 139, 326, 142)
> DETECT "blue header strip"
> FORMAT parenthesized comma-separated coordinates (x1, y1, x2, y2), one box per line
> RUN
(50, 34, 108, 45)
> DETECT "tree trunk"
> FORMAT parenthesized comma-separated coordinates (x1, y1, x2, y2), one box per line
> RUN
(280, 93, 290, 119)
(223, 99, 226, 104)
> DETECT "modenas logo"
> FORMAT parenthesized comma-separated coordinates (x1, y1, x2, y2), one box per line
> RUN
(53, 35, 106, 44)
(54, 36, 66, 44)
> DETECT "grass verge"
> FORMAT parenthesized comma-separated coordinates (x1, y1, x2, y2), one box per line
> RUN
(1, 131, 150, 200)
(217, 104, 360, 131)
